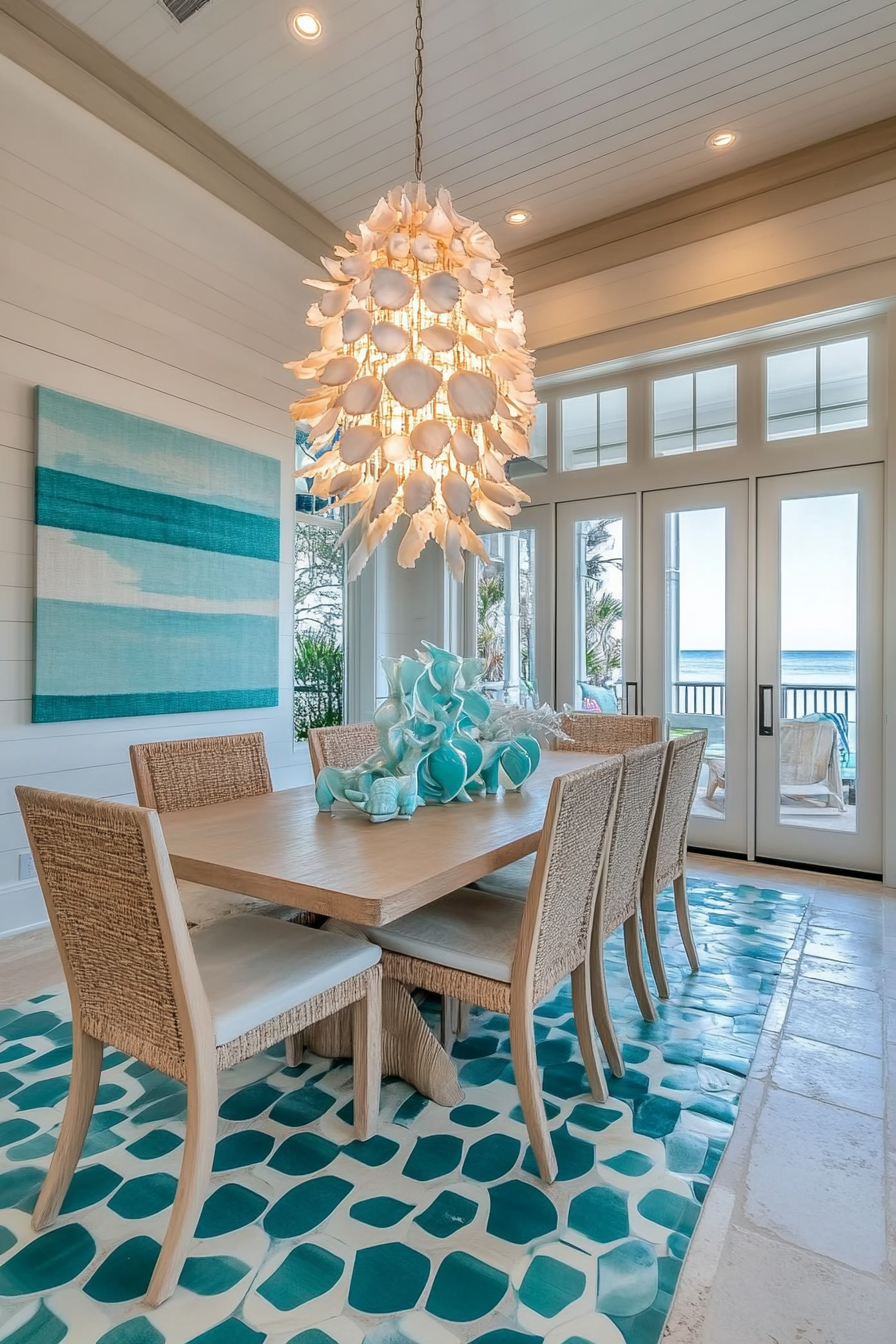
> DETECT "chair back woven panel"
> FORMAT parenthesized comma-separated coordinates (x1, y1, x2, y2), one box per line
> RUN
(16, 789, 187, 1080)
(653, 731, 707, 893)
(308, 723, 379, 779)
(558, 714, 662, 754)
(130, 733, 272, 812)
(779, 720, 836, 788)
(529, 758, 622, 1003)
(602, 741, 667, 935)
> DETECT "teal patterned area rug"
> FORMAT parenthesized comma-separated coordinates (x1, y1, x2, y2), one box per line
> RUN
(0, 879, 807, 1344)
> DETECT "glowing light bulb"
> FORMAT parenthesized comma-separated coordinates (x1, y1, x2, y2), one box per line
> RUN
(291, 11, 322, 40)
(707, 130, 736, 149)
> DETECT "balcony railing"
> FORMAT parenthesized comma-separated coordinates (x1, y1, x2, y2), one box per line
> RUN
(671, 681, 725, 716)
(782, 684, 855, 722)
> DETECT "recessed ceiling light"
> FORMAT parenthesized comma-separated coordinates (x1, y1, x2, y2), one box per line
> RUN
(291, 10, 322, 40)
(504, 208, 531, 225)
(707, 130, 736, 149)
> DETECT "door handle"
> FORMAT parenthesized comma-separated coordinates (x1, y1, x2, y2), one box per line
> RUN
(758, 684, 774, 736)
(625, 681, 639, 715)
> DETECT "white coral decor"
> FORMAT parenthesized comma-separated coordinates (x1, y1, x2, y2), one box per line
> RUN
(287, 182, 537, 581)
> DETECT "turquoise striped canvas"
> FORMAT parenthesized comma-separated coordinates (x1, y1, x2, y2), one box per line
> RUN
(33, 388, 281, 723)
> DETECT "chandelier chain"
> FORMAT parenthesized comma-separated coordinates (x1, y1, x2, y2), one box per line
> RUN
(414, 0, 424, 180)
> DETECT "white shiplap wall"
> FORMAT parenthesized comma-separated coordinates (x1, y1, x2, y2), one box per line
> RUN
(0, 54, 316, 936)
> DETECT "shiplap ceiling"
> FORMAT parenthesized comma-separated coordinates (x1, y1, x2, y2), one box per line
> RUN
(44, 0, 896, 251)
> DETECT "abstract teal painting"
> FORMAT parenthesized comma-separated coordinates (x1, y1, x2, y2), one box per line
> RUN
(33, 388, 281, 723)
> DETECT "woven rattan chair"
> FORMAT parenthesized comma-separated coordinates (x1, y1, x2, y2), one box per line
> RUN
(558, 712, 662, 753)
(16, 786, 382, 1308)
(308, 722, 380, 780)
(363, 757, 624, 1183)
(130, 733, 308, 932)
(640, 731, 707, 999)
(589, 740, 668, 1077)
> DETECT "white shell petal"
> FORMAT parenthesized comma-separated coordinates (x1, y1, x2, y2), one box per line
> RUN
(402, 469, 435, 514)
(462, 291, 497, 327)
(321, 317, 343, 351)
(461, 333, 489, 358)
(444, 519, 465, 582)
(339, 424, 382, 465)
(458, 515, 491, 564)
(340, 376, 383, 415)
(490, 353, 521, 383)
(397, 510, 433, 567)
(463, 225, 500, 261)
(468, 257, 492, 283)
(371, 468, 400, 519)
(319, 287, 352, 317)
(450, 429, 481, 465)
(483, 422, 513, 457)
(387, 231, 410, 260)
(341, 308, 372, 343)
(483, 449, 507, 481)
(309, 407, 341, 440)
(479, 478, 519, 511)
(498, 423, 530, 455)
(370, 321, 409, 354)
(421, 201, 454, 241)
(321, 256, 348, 281)
(370, 267, 415, 310)
(365, 197, 396, 232)
(382, 434, 411, 463)
(330, 466, 362, 496)
(410, 420, 451, 459)
(512, 371, 535, 393)
(496, 326, 522, 351)
(446, 370, 497, 422)
(384, 359, 442, 410)
(420, 271, 461, 315)
(475, 496, 511, 529)
(353, 276, 372, 301)
(421, 325, 457, 352)
(441, 471, 472, 517)
(411, 235, 439, 265)
(367, 497, 403, 550)
(318, 355, 359, 386)
(455, 266, 484, 294)
(306, 304, 325, 326)
(437, 187, 473, 231)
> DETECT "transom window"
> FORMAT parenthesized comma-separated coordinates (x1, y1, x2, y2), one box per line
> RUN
(561, 388, 627, 470)
(653, 365, 737, 457)
(767, 337, 868, 440)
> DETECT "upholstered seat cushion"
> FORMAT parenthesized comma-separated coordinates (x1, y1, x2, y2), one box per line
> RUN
(191, 915, 380, 1045)
(473, 854, 534, 901)
(366, 888, 523, 982)
(177, 881, 302, 929)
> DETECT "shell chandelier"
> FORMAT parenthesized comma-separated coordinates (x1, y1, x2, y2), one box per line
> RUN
(286, 9, 536, 581)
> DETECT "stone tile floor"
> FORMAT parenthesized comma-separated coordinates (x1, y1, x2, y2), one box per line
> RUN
(0, 856, 893, 1344)
(661, 855, 896, 1343)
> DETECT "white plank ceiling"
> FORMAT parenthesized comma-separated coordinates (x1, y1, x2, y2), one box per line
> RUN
(45, 0, 896, 251)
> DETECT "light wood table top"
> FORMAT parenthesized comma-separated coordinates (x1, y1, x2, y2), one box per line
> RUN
(160, 750, 606, 927)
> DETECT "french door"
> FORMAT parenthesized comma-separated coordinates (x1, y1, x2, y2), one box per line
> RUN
(754, 465, 882, 872)
(642, 482, 749, 855)
(641, 465, 883, 873)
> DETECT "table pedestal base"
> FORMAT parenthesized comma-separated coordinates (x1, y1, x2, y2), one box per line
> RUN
(303, 976, 464, 1107)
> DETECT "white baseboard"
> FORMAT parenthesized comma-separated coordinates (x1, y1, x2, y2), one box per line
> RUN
(0, 880, 48, 939)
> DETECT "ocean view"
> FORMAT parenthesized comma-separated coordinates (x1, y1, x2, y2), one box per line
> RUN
(679, 650, 857, 684)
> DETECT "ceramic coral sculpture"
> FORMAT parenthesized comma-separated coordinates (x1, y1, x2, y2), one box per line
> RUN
(315, 642, 555, 823)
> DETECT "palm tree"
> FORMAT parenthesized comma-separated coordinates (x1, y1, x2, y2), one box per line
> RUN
(584, 589, 623, 683)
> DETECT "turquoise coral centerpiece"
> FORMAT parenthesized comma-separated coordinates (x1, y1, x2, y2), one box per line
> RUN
(315, 642, 559, 822)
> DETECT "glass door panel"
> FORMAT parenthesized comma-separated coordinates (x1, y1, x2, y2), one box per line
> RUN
(464, 504, 554, 708)
(557, 496, 638, 713)
(643, 482, 749, 855)
(756, 466, 882, 872)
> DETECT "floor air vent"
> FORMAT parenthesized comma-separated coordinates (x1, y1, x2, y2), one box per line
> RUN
(160, 0, 213, 22)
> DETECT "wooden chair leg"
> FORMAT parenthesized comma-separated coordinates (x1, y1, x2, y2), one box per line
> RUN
(32, 1024, 103, 1231)
(590, 932, 624, 1078)
(641, 887, 671, 1000)
(284, 1033, 304, 1068)
(571, 962, 607, 1103)
(509, 1003, 557, 1183)
(440, 996, 459, 1054)
(351, 967, 382, 1140)
(624, 914, 657, 1023)
(145, 1055, 218, 1308)
(674, 871, 700, 972)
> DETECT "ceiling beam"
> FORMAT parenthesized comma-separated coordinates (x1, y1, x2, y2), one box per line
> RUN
(507, 118, 896, 297)
(0, 0, 340, 262)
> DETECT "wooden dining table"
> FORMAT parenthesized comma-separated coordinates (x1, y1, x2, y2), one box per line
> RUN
(160, 750, 604, 1104)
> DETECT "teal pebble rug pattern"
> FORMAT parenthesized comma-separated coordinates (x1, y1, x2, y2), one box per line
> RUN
(0, 879, 807, 1344)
